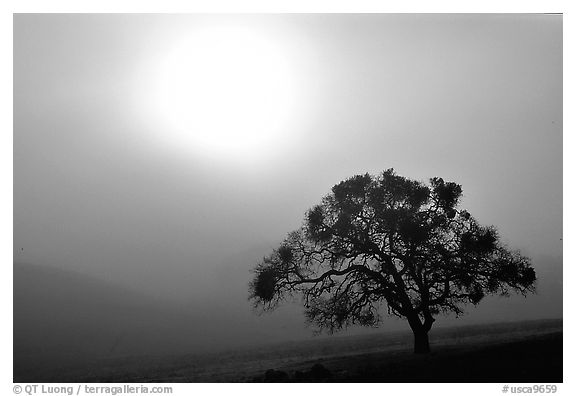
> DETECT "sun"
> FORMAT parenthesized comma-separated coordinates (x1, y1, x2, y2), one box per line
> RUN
(144, 24, 298, 162)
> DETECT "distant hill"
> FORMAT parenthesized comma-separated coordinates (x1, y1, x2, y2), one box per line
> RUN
(14, 262, 279, 381)
(14, 263, 196, 363)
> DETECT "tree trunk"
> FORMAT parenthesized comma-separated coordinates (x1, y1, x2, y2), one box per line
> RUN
(413, 328, 430, 354)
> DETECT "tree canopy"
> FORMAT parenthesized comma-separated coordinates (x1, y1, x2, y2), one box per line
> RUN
(249, 169, 536, 352)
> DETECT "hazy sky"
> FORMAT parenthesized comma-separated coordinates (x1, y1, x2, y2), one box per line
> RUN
(14, 14, 562, 325)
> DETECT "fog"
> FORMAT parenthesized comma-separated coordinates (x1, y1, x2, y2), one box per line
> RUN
(14, 14, 562, 360)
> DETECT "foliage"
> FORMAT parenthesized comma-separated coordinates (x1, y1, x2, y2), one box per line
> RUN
(249, 169, 536, 335)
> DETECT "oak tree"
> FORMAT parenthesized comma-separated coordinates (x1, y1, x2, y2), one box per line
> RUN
(249, 169, 536, 353)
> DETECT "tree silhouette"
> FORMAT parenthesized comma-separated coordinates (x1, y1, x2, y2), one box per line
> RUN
(249, 169, 536, 353)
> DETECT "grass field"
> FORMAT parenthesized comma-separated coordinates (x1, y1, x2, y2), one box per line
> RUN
(14, 318, 562, 383)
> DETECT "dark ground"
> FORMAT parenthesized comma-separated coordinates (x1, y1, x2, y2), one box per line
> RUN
(14, 319, 562, 383)
(262, 332, 562, 382)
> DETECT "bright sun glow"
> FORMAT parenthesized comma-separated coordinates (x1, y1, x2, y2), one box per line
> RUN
(145, 24, 298, 162)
